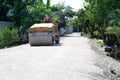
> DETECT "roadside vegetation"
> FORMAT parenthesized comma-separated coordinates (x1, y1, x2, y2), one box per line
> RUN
(0, 28, 19, 48)
(71, 0, 120, 59)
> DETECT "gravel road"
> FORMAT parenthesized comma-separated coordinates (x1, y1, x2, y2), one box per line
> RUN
(0, 33, 110, 80)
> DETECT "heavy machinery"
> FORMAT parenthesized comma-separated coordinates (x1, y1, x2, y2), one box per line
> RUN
(28, 23, 59, 46)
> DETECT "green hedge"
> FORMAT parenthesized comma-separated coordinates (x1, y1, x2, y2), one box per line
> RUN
(0, 28, 20, 48)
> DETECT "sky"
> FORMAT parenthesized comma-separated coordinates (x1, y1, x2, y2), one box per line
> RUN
(44, 0, 85, 11)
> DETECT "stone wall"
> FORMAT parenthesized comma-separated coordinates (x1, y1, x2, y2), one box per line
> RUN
(0, 21, 13, 31)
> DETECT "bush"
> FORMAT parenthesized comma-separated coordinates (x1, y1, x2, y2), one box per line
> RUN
(0, 28, 20, 48)
(93, 30, 102, 39)
(106, 27, 120, 36)
(105, 27, 120, 46)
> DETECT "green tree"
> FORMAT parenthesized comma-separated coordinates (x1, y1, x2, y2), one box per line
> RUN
(72, 18, 80, 32)
(109, 9, 120, 27)
(0, 0, 12, 21)
(46, 0, 50, 9)
(83, 0, 120, 41)
(51, 3, 75, 30)
(76, 9, 86, 32)
(38, 0, 44, 9)
(51, 3, 66, 29)
(64, 6, 75, 18)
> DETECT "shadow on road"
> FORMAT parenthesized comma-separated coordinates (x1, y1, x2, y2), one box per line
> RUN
(53, 43, 62, 46)
(30, 43, 62, 47)
(64, 35, 81, 37)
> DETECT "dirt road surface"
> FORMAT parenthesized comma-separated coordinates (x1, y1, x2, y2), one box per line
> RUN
(0, 33, 108, 80)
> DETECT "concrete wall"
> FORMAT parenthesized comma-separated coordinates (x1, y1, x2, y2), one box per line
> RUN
(66, 26, 73, 34)
(0, 21, 13, 31)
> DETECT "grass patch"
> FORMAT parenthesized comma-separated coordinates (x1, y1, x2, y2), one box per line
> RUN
(92, 38, 104, 46)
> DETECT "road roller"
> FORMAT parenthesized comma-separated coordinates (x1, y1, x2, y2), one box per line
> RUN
(28, 23, 59, 46)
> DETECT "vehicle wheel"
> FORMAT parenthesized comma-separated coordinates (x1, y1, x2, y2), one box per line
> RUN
(30, 44, 33, 46)
(55, 37, 59, 44)
(52, 37, 54, 45)
(55, 40, 59, 44)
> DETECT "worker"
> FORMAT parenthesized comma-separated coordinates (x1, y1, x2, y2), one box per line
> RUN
(44, 14, 52, 23)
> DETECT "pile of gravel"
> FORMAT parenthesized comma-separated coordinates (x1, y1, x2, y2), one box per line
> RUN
(90, 40, 120, 80)
(96, 52, 120, 80)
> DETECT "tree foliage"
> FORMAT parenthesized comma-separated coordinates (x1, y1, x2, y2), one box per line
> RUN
(38, 0, 44, 9)
(46, 0, 50, 9)
(51, 3, 75, 29)
(75, 0, 120, 38)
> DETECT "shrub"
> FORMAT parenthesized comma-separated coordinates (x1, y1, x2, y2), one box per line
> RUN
(105, 27, 120, 47)
(0, 28, 20, 48)
(93, 30, 102, 39)
(106, 27, 120, 36)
